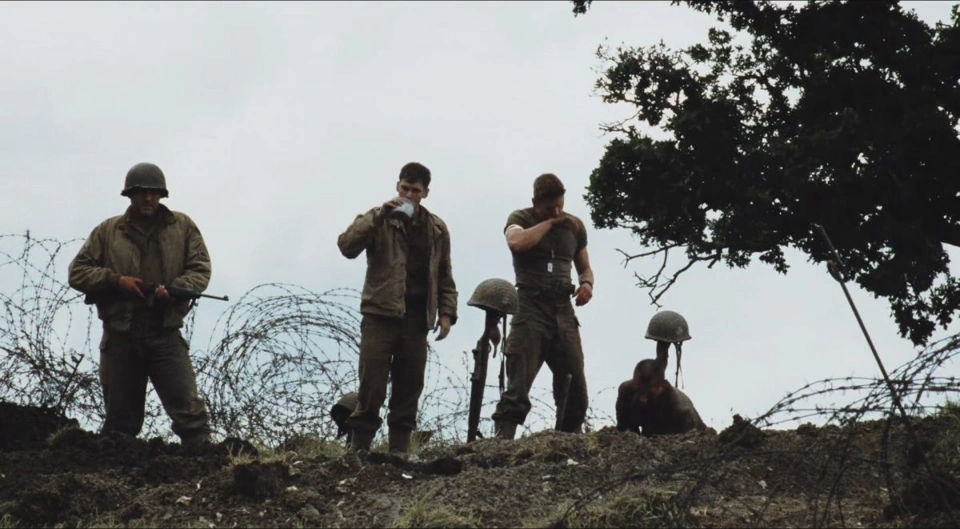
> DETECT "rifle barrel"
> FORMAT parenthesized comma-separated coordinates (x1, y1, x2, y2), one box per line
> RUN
(199, 293, 230, 301)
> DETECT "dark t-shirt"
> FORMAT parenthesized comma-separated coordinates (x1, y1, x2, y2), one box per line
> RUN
(504, 208, 587, 289)
(404, 208, 430, 299)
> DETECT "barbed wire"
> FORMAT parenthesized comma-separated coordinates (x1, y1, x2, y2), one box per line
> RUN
(0, 232, 103, 427)
(553, 329, 960, 528)
(0, 232, 580, 447)
(5, 231, 959, 527)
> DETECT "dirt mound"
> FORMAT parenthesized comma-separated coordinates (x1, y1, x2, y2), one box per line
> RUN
(0, 401, 79, 450)
(2, 402, 960, 528)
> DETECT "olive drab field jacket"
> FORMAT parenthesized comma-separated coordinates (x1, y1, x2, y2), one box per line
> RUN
(337, 205, 458, 329)
(68, 205, 212, 333)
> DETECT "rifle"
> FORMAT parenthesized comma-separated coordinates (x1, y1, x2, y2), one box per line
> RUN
(467, 310, 502, 443)
(137, 282, 229, 308)
(83, 281, 229, 307)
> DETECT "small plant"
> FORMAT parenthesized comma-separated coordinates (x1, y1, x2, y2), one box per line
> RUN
(227, 449, 257, 467)
(932, 399, 960, 420)
(543, 488, 690, 529)
(46, 424, 83, 448)
(391, 486, 481, 529)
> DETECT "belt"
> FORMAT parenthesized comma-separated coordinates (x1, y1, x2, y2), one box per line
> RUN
(517, 283, 575, 304)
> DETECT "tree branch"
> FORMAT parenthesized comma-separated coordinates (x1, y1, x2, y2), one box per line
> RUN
(618, 244, 721, 308)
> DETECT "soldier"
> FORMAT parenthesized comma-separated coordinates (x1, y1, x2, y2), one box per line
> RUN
(491, 173, 595, 439)
(616, 310, 707, 436)
(336, 162, 458, 453)
(67, 162, 213, 447)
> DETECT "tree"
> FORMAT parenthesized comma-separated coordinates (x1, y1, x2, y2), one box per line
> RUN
(572, 0, 960, 346)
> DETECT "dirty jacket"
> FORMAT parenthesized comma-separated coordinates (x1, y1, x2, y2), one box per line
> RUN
(337, 205, 458, 329)
(68, 205, 212, 333)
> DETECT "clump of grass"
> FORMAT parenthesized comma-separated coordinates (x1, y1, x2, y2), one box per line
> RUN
(536, 488, 690, 529)
(390, 486, 481, 529)
(226, 449, 258, 467)
(0, 513, 18, 529)
(46, 424, 84, 448)
(932, 399, 960, 420)
(390, 502, 480, 529)
(279, 434, 350, 459)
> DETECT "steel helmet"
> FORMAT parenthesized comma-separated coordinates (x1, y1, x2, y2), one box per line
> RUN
(645, 310, 692, 342)
(467, 278, 519, 315)
(121, 162, 169, 197)
(330, 392, 358, 436)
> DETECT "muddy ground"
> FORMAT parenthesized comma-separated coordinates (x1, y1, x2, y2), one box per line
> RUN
(2, 403, 960, 528)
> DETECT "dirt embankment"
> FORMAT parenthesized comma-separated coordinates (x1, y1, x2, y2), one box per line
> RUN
(1, 403, 959, 528)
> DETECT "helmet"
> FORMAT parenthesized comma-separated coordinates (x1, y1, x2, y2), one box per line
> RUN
(467, 278, 519, 315)
(121, 162, 169, 197)
(645, 310, 692, 342)
(330, 392, 358, 436)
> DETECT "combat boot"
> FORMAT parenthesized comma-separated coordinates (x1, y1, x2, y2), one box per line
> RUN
(350, 428, 375, 452)
(389, 429, 412, 454)
(495, 421, 517, 440)
(181, 433, 212, 449)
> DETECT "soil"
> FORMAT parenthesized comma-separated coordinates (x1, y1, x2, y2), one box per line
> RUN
(2, 402, 959, 528)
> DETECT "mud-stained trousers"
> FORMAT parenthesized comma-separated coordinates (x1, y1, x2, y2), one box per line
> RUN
(346, 304, 429, 436)
(491, 292, 589, 432)
(99, 328, 211, 441)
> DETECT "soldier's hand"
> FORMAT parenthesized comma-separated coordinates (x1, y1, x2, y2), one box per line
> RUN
(118, 276, 145, 298)
(154, 284, 172, 303)
(551, 214, 578, 231)
(381, 197, 406, 214)
(573, 282, 593, 306)
(434, 314, 452, 341)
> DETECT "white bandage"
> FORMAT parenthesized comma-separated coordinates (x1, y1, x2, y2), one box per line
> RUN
(504, 225, 523, 240)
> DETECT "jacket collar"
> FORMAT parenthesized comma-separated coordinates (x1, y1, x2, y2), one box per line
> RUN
(119, 204, 175, 232)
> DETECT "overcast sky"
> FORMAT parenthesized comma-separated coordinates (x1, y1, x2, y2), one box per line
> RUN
(2, 1, 958, 435)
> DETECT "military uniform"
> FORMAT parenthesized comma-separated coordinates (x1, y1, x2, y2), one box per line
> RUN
(68, 181, 213, 444)
(616, 381, 706, 436)
(337, 204, 458, 451)
(615, 310, 706, 436)
(491, 207, 589, 434)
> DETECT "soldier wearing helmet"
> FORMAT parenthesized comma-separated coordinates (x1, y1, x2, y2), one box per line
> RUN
(491, 173, 595, 439)
(336, 162, 459, 453)
(67, 162, 214, 447)
(615, 310, 706, 436)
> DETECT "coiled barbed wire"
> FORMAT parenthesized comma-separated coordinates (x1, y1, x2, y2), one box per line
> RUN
(0, 232, 575, 445)
(9, 231, 960, 527)
(554, 331, 960, 528)
(0, 232, 103, 426)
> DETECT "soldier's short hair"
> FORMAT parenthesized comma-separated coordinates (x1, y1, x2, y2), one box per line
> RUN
(533, 173, 566, 204)
(399, 162, 431, 188)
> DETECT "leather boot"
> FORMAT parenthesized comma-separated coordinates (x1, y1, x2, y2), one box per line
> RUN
(389, 429, 412, 453)
(495, 421, 517, 440)
(350, 428, 375, 452)
(181, 433, 212, 449)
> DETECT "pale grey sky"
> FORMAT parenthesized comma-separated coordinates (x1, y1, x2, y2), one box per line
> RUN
(2, 1, 957, 434)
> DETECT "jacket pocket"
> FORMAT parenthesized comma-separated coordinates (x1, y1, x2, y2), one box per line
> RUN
(96, 300, 128, 323)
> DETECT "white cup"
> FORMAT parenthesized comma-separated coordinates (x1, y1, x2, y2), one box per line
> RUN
(390, 198, 415, 219)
